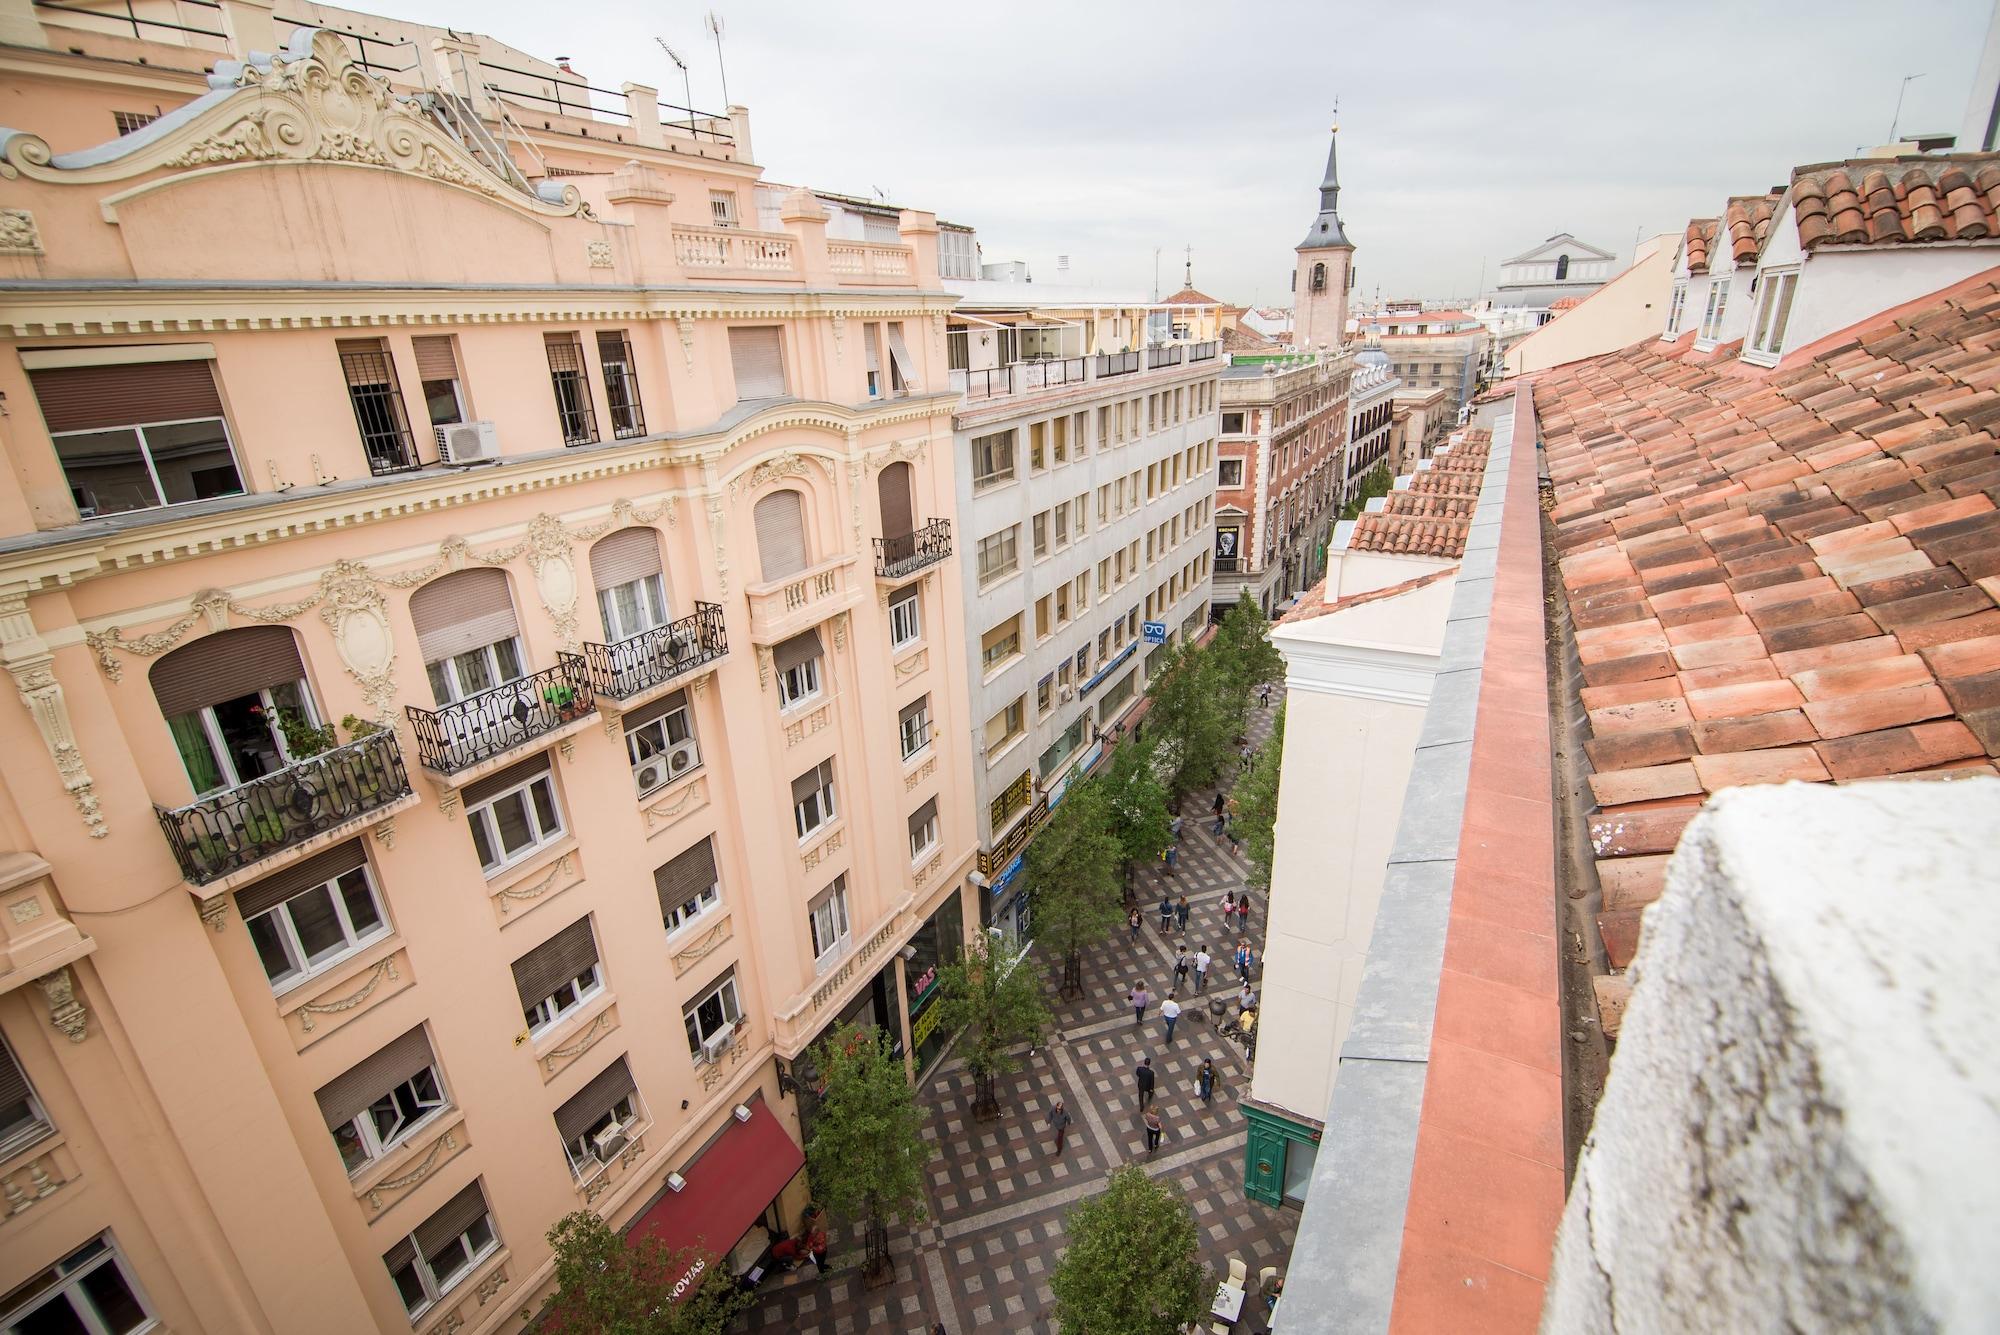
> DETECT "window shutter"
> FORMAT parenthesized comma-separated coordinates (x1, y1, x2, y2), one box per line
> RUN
(408, 568, 519, 666)
(382, 1235, 417, 1278)
(752, 490, 808, 582)
(653, 836, 718, 917)
(314, 1026, 437, 1131)
(411, 336, 460, 382)
(589, 528, 664, 592)
(908, 797, 938, 841)
(898, 696, 927, 730)
(0, 1037, 33, 1113)
(790, 761, 830, 807)
(876, 463, 914, 541)
(149, 626, 308, 720)
(885, 324, 918, 388)
(772, 628, 823, 676)
(460, 751, 552, 808)
(544, 332, 584, 373)
(553, 1056, 637, 1142)
(510, 916, 599, 1009)
(622, 688, 688, 732)
(863, 323, 881, 377)
(28, 360, 224, 434)
(728, 327, 786, 399)
(235, 838, 368, 920)
(414, 1180, 490, 1258)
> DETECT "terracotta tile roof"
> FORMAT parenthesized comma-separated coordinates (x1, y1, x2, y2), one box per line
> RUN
(1550, 295, 1585, 313)
(1347, 436, 1493, 557)
(1222, 323, 1277, 352)
(1349, 512, 1471, 556)
(1536, 273, 2000, 969)
(1383, 491, 1476, 519)
(1683, 218, 1718, 274)
(1156, 284, 1223, 306)
(1279, 563, 1461, 623)
(1792, 154, 2000, 251)
(1724, 191, 1783, 265)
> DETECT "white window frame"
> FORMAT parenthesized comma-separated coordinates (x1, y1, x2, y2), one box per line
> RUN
(662, 873, 721, 938)
(899, 696, 931, 760)
(777, 654, 822, 710)
(50, 413, 246, 521)
(793, 762, 837, 840)
(388, 1202, 498, 1319)
(245, 864, 391, 994)
(808, 877, 851, 974)
(169, 676, 318, 798)
(889, 587, 922, 651)
(597, 573, 668, 644)
(909, 808, 939, 863)
(425, 636, 526, 706)
(1666, 280, 1688, 336)
(1744, 268, 1800, 366)
(524, 961, 604, 1036)
(1218, 458, 1244, 488)
(1, 1236, 156, 1335)
(624, 698, 697, 793)
(977, 526, 1020, 587)
(709, 190, 737, 227)
(682, 971, 743, 1059)
(0, 1036, 52, 1161)
(334, 1064, 449, 1174)
(466, 771, 566, 876)
(1697, 277, 1729, 345)
(563, 1090, 640, 1178)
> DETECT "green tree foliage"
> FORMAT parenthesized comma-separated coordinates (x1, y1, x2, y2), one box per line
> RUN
(1023, 779, 1125, 996)
(1232, 703, 1285, 891)
(931, 930, 1051, 1117)
(1339, 462, 1394, 521)
(804, 1023, 932, 1285)
(538, 1211, 746, 1335)
(1049, 1165, 1209, 1335)
(1142, 640, 1235, 799)
(1096, 737, 1173, 878)
(1210, 597, 1285, 736)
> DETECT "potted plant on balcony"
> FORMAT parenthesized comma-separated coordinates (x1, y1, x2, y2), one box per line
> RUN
(541, 682, 588, 723)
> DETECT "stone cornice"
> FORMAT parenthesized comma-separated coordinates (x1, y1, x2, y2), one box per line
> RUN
(1277, 633, 1440, 707)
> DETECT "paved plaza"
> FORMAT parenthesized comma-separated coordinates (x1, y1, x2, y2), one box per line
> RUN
(735, 705, 1292, 1334)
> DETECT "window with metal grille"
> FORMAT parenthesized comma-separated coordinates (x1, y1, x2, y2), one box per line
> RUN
(595, 331, 646, 439)
(336, 339, 420, 475)
(112, 109, 158, 135)
(544, 333, 598, 446)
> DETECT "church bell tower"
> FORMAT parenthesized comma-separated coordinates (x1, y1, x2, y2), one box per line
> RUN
(1294, 124, 1355, 353)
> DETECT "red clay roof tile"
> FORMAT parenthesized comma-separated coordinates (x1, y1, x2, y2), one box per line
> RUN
(1791, 154, 2000, 252)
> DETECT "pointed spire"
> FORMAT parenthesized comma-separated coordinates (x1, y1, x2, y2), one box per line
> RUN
(1318, 123, 1340, 214)
(1297, 121, 1352, 252)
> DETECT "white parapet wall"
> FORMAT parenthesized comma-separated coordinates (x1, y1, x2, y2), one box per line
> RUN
(1543, 777, 2000, 1334)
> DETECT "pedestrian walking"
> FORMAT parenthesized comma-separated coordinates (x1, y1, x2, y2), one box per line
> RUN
(1158, 892, 1175, 933)
(1194, 946, 1212, 993)
(1240, 742, 1255, 772)
(1238, 894, 1253, 930)
(1175, 894, 1191, 932)
(1260, 682, 1272, 709)
(1211, 791, 1227, 835)
(1173, 944, 1191, 990)
(1234, 940, 1255, 982)
(1170, 813, 1185, 842)
(1046, 1097, 1072, 1155)
(1222, 890, 1237, 922)
(1127, 907, 1143, 941)
(1161, 995, 1182, 1043)
(1164, 842, 1180, 872)
(1197, 1057, 1217, 1105)
(1135, 1055, 1156, 1108)
(1143, 1107, 1164, 1155)
(1237, 981, 1258, 1013)
(1226, 818, 1243, 857)
(1128, 983, 1151, 1026)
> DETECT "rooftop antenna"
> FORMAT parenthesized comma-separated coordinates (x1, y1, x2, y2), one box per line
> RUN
(654, 38, 693, 134)
(1184, 243, 1193, 287)
(704, 11, 730, 109)
(1889, 72, 1925, 144)
(1153, 247, 1160, 302)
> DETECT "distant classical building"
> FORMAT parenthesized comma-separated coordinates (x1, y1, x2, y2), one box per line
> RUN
(1503, 233, 1676, 375)
(1350, 303, 1484, 423)
(1493, 232, 1620, 310)
(1391, 384, 1451, 467)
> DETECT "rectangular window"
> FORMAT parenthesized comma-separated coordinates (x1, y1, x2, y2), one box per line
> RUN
(596, 330, 646, 439)
(808, 875, 851, 972)
(412, 334, 466, 429)
(1097, 406, 1112, 447)
(1667, 280, 1688, 334)
(1098, 558, 1112, 597)
(885, 322, 917, 396)
(1052, 415, 1069, 464)
(318, 1025, 448, 1174)
(1029, 421, 1047, 472)
(0, 1036, 51, 1159)
(383, 1180, 497, 1318)
(1035, 595, 1053, 640)
(971, 429, 1017, 491)
(683, 970, 743, 1058)
(31, 356, 248, 517)
(623, 689, 696, 795)
(556, 1056, 639, 1177)
(977, 526, 1020, 586)
(1056, 582, 1071, 624)
(709, 190, 737, 227)
(544, 333, 599, 447)
(1037, 673, 1054, 714)
(465, 763, 565, 875)
(1698, 281, 1729, 343)
(241, 845, 390, 993)
(1032, 511, 1049, 559)
(889, 586, 922, 650)
(774, 629, 825, 710)
(1747, 270, 1799, 362)
(655, 836, 722, 935)
(981, 615, 1023, 672)
(899, 695, 932, 759)
(863, 320, 883, 399)
(908, 798, 940, 862)
(984, 697, 1026, 759)
(513, 916, 603, 1036)
(1, 1236, 155, 1334)
(728, 326, 787, 400)
(1053, 503, 1070, 549)
(1073, 573, 1090, 610)
(426, 634, 525, 706)
(792, 759, 837, 839)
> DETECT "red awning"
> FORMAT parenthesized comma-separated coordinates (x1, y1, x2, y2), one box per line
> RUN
(628, 1102, 804, 1267)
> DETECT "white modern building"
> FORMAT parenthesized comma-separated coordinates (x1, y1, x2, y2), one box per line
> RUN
(943, 271, 1224, 953)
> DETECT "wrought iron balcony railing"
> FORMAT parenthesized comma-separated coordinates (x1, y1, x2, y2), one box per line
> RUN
(156, 729, 411, 886)
(405, 656, 595, 775)
(874, 518, 952, 580)
(579, 603, 728, 701)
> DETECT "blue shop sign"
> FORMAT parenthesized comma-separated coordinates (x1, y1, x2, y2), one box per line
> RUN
(1078, 643, 1137, 698)
(1142, 620, 1167, 644)
(991, 853, 1026, 894)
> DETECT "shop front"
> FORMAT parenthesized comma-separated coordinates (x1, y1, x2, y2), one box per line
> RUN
(626, 1098, 807, 1285)
(904, 888, 965, 1077)
(789, 961, 905, 1143)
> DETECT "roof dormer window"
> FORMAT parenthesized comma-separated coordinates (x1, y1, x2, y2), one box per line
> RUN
(1697, 276, 1730, 346)
(1744, 269, 1799, 366)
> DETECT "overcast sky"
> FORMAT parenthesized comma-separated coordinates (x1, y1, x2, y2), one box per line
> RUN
(391, 0, 1991, 304)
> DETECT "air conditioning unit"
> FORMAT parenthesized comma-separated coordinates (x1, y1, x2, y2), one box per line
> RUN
(1059, 684, 1076, 702)
(666, 738, 701, 777)
(435, 420, 500, 464)
(633, 757, 670, 796)
(592, 1120, 628, 1161)
(700, 1028, 734, 1064)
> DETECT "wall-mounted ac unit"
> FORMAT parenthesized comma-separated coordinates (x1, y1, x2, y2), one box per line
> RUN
(436, 420, 500, 464)
(700, 1028, 734, 1064)
(592, 1120, 628, 1160)
(633, 757, 670, 796)
(666, 738, 701, 777)
(1059, 684, 1076, 702)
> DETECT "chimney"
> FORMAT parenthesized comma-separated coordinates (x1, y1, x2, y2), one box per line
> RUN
(556, 56, 574, 73)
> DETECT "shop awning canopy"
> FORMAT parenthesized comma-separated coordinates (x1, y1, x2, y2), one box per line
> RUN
(627, 1102, 805, 1265)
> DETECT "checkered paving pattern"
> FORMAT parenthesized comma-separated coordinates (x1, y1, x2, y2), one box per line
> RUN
(734, 704, 1287, 1333)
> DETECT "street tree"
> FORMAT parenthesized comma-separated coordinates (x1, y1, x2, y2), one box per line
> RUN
(1211, 596, 1285, 736)
(930, 930, 1051, 1118)
(1340, 461, 1394, 520)
(803, 1023, 932, 1287)
(1096, 736, 1172, 890)
(539, 1211, 746, 1335)
(1049, 1165, 1209, 1335)
(1023, 779, 1124, 996)
(1232, 702, 1286, 890)
(1143, 640, 1234, 799)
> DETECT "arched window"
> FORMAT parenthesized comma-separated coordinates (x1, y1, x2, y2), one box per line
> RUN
(410, 568, 523, 705)
(1555, 254, 1570, 280)
(753, 489, 809, 583)
(152, 626, 314, 796)
(1311, 263, 1327, 292)
(590, 528, 668, 643)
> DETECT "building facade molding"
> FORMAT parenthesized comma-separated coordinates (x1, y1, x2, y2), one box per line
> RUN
(1278, 631, 1442, 706)
(0, 593, 107, 838)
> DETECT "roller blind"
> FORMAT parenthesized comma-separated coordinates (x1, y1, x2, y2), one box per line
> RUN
(28, 359, 224, 434)
(553, 1055, 637, 1142)
(314, 1026, 436, 1131)
(414, 1180, 490, 1258)
(653, 836, 717, 915)
(510, 916, 599, 1009)
(752, 490, 807, 582)
(908, 797, 938, 840)
(790, 759, 832, 806)
(460, 751, 551, 808)
(149, 626, 307, 720)
(772, 629, 822, 675)
(0, 1037, 32, 1113)
(877, 463, 913, 540)
(235, 838, 368, 920)
(409, 568, 518, 666)
(411, 336, 460, 382)
(623, 688, 688, 732)
(898, 697, 928, 729)
(589, 528, 663, 592)
(728, 327, 785, 399)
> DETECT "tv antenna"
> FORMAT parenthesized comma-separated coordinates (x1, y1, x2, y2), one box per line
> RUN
(705, 11, 731, 109)
(654, 38, 693, 133)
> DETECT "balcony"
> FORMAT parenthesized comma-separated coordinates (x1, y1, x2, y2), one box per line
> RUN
(828, 241, 917, 287)
(1094, 350, 1140, 378)
(745, 555, 860, 645)
(405, 657, 595, 776)
(670, 224, 800, 280)
(579, 603, 729, 701)
(952, 358, 1088, 402)
(1188, 339, 1221, 362)
(1146, 344, 1186, 370)
(874, 519, 952, 580)
(155, 731, 413, 886)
